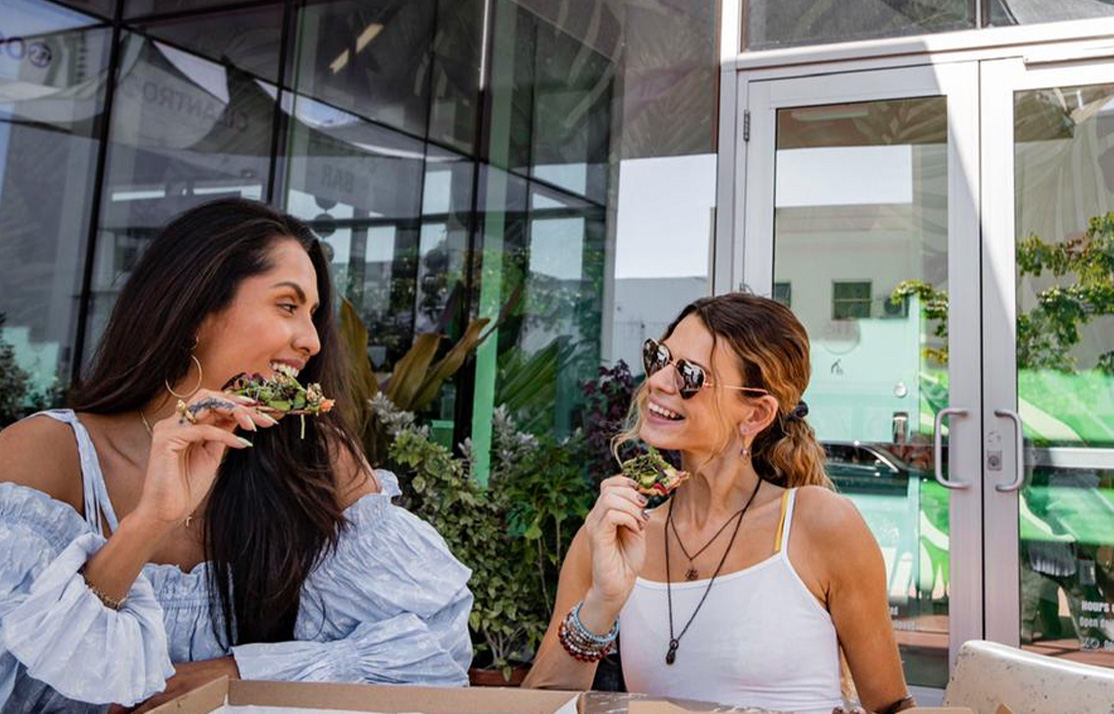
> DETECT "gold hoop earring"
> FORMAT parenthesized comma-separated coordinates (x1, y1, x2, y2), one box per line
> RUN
(166, 354, 204, 399)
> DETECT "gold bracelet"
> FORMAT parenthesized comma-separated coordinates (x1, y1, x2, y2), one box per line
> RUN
(80, 567, 125, 611)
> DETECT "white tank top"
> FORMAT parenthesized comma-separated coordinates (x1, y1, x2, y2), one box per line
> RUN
(619, 489, 842, 714)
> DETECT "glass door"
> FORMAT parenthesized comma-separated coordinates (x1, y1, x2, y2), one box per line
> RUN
(982, 56, 1114, 669)
(738, 63, 983, 688)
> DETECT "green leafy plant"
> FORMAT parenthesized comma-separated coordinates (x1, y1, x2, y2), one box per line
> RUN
(491, 409, 594, 620)
(580, 360, 638, 486)
(891, 212, 1114, 372)
(376, 395, 594, 680)
(0, 314, 32, 427)
(494, 338, 582, 435)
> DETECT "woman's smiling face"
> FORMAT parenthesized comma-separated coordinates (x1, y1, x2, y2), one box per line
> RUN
(192, 238, 322, 391)
(638, 314, 757, 456)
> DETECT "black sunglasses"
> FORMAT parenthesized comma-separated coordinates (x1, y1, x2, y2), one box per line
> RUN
(642, 338, 771, 400)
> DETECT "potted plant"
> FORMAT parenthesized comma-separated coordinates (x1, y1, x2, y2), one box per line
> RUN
(373, 395, 595, 684)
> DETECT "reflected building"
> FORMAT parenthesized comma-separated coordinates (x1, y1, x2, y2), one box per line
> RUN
(0, 0, 720, 461)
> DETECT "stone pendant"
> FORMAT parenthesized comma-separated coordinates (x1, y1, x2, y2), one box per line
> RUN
(684, 567, 699, 581)
(665, 639, 679, 665)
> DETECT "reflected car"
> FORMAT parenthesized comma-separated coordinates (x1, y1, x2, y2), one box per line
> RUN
(821, 441, 930, 495)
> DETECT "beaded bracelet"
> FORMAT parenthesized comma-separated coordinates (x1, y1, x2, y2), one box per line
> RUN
(557, 600, 618, 662)
(79, 567, 125, 611)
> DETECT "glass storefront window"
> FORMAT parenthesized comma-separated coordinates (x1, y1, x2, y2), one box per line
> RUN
(83, 7, 284, 361)
(989, 1, 1114, 26)
(123, 0, 277, 20)
(772, 96, 952, 687)
(292, 0, 439, 144)
(744, 0, 974, 51)
(527, 15, 612, 205)
(282, 94, 426, 373)
(0, 0, 110, 415)
(135, 4, 285, 86)
(55, 0, 114, 18)
(427, 0, 483, 155)
(1, 0, 723, 491)
(1014, 82, 1114, 667)
(464, 0, 720, 479)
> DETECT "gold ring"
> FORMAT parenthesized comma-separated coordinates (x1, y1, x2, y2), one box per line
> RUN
(176, 399, 197, 424)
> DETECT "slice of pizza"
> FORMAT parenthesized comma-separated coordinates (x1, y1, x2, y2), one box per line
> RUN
(622, 447, 689, 508)
(223, 363, 334, 437)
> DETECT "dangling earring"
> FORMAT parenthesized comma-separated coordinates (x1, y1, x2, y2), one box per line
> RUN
(740, 444, 751, 460)
(166, 353, 204, 400)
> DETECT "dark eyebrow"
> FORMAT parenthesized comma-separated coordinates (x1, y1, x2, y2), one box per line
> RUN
(271, 281, 319, 312)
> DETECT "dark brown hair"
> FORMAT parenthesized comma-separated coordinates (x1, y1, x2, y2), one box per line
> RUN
(70, 197, 361, 645)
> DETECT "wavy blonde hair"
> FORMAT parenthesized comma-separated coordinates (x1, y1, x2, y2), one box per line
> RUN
(613, 292, 831, 490)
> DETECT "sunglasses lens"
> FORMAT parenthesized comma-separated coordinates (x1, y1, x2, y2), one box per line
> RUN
(678, 361, 705, 399)
(643, 339, 668, 376)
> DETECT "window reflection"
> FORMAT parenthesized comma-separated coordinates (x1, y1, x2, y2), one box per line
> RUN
(989, 0, 1114, 26)
(1015, 82, 1114, 668)
(744, 0, 974, 50)
(283, 93, 425, 371)
(293, 0, 437, 142)
(428, 0, 483, 154)
(0, 0, 109, 412)
(773, 96, 951, 687)
(135, 5, 285, 86)
(86, 18, 282, 361)
(124, 0, 278, 19)
(0, 0, 723, 471)
(611, 154, 716, 370)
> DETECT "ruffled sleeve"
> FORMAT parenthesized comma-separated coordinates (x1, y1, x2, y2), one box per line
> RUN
(0, 482, 174, 706)
(232, 471, 474, 687)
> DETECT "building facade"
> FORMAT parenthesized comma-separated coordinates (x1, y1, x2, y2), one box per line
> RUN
(2, 0, 1114, 700)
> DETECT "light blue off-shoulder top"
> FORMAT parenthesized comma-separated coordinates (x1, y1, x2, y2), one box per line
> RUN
(0, 410, 474, 712)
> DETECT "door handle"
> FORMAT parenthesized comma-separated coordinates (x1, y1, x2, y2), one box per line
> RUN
(934, 407, 969, 490)
(993, 409, 1025, 492)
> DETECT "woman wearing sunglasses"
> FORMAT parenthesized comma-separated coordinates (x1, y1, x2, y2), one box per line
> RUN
(523, 292, 914, 714)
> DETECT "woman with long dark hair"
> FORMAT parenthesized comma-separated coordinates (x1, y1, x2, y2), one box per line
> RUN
(0, 198, 473, 712)
(523, 293, 914, 714)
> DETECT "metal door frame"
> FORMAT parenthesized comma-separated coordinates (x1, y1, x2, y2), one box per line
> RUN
(733, 61, 983, 672)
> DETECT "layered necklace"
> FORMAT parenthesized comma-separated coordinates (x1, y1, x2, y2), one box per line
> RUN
(669, 505, 750, 581)
(663, 477, 762, 665)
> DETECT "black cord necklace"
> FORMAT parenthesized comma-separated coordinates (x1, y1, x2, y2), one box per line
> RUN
(664, 477, 763, 665)
(669, 505, 748, 581)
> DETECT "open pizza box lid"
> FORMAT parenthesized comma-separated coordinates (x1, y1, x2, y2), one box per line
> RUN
(148, 678, 581, 714)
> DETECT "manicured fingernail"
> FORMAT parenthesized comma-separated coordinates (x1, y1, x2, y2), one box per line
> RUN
(641, 508, 652, 521)
(637, 494, 649, 506)
(237, 436, 254, 447)
(258, 413, 279, 425)
(229, 394, 255, 403)
(244, 420, 257, 431)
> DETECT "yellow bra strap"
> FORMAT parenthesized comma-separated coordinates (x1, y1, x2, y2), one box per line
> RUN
(773, 489, 792, 553)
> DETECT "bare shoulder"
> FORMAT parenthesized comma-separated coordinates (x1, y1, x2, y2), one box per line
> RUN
(797, 485, 873, 552)
(0, 414, 83, 512)
(793, 485, 881, 570)
(328, 433, 380, 509)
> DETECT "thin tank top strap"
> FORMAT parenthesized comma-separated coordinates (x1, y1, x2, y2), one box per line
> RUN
(33, 409, 120, 536)
(773, 488, 796, 554)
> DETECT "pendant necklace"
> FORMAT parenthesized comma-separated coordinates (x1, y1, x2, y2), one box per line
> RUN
(664, 477, 762, 665)
(669, 504, 749, 581)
